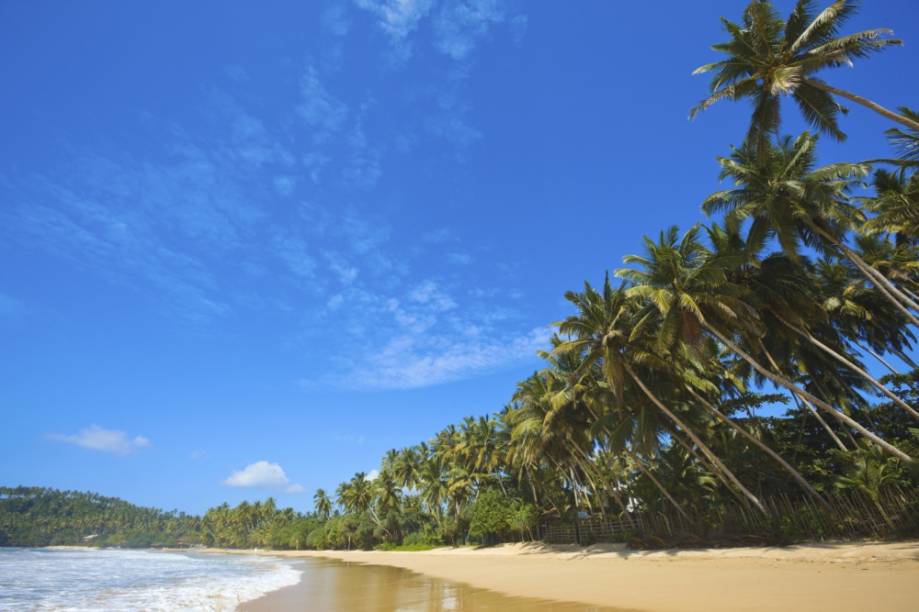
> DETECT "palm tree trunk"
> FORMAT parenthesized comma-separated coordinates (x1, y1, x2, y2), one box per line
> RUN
(773, 313, 919, 419)
(899, 284, 919, 305)
(686, 387, 830, 509)
(854, 341, 901, 376)
(623, 362, 769, 514)
(525, 467, 540, 506)
(807, 223, 919, 325)
(758, 343, 851, 451)
(831, 239, 919, 324)
(702, 322, 912, 462)
(802, 78, 919, 132)
(667, 425, 755, 510)
(624, 448, 690, 520)
(845, 248, 919, 316)
(800, 395, 850, 451)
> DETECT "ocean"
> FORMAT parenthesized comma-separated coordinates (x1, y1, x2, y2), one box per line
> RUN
(0, 547, 300, 611)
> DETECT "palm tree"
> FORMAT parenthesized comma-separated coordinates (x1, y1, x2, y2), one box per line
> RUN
(418, 457, 448, 524)
(507, 368, 598, 515)
(882, 106, 919, 163)
(811, 256, 917, 375)
(394, 447, 422, 491)
(556, 275, 769, 513)
(705, 133, 919, 326)
(692, 0, 918, 141)
(336, 472, 373, 514)
(862, 168, 919, 244)
(313, 489, 332, 521)
(617, 226, 913, 462)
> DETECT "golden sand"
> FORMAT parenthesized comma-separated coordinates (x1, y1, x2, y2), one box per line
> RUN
(208, 540, 919, 611)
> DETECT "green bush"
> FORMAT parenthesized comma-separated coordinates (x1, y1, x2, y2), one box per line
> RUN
(468, 489, 515, 544)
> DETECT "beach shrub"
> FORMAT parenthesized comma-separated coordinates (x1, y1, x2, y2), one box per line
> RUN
(402, 526, 441, 547)
(509, 503, 538, 541)
(468, 489, 515, 544)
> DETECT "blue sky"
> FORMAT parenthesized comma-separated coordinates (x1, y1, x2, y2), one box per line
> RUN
(1, 1, 917, 514)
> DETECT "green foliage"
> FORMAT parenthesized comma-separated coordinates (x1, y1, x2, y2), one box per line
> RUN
(468, 489, 515, 543)
(0, 487, 201, 548)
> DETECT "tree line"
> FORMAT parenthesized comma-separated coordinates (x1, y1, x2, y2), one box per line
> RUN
(309, 0, 919, 549)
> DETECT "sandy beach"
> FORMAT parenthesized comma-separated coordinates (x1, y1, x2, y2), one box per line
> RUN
(225, 540, 919, 611)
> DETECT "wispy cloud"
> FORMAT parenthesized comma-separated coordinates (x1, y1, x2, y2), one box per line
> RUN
(433, 0, 506, 60)
(223, 460, 303, 493)
(350, 325, 550, 389)
(48, 425, 151, 455)
(355, 0, 434, 61)
(298, 66, 349, 141)
(354, 0, 524, 62)
(3, 7, 537, 391)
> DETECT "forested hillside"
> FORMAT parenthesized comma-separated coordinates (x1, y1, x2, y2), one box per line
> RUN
(0, 487, 200, 547)
(0, 487, 324, 549)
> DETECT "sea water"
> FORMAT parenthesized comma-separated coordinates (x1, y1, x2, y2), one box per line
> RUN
(0, 547, 300, 611)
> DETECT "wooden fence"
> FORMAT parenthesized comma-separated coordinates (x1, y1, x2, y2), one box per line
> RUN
(539, 485, 919, 546)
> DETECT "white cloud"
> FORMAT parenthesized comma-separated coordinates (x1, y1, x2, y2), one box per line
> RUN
(298, 66, 348, 139)
(433, 0, 506, 60)
(356, 0, 434, 41)
(409, 280, 456, 311)
(351, 325, 551, 389)
(355, 1, 524, 62)
(223, 460, 303, 493)
(48, 425, 151, 455)
(367, 469, 380, 481)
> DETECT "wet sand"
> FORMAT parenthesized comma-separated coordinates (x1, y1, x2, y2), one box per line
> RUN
(222, 540, 919, 611)
(240, 556, 619, 611)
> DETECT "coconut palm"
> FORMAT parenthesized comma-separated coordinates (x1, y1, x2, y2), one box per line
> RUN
(555, 275, 769, 513)
(418, 457, 448, 522)
(812, 257, 917, 375)
(617, 226, 912, 462)
(882, 106, 919, 163)
(705, 133, 919, 326)
(336, 472, 373, 514)
(861, 169, 919, 244)
(313, 488, 332, 521)
(393, 447, 423, 491)
(692, 0, 917, 141)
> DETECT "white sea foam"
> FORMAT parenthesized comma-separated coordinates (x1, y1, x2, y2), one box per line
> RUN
(0, 547, 301, 611)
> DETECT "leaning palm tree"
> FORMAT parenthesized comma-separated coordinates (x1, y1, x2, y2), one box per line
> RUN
(617, 226, 913, 462)
(336, 472, 373, 514)
(692, 0, 918, 141)
(705, 133, 919, 326)
(861, 169, 919, 244)
(313, 488, 332, 521)
(556, 276, 770, 513)
(882, 106, 919, 163)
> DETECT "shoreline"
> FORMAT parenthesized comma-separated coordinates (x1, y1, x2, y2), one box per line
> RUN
(196, 540, 919, 612)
